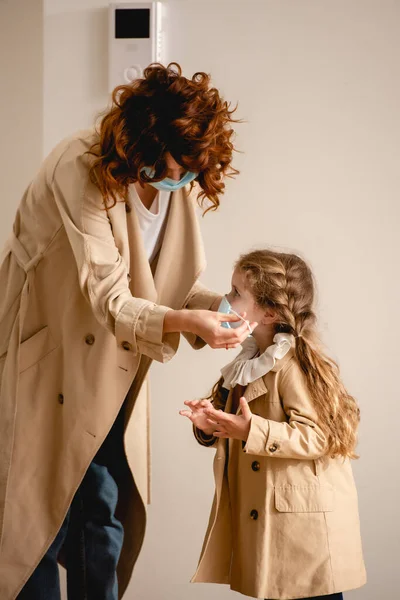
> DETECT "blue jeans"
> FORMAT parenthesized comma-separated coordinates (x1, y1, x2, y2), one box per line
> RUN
(18, 405, 128, 600)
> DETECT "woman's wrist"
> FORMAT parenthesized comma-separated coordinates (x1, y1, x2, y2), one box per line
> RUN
(163, 309, 193, 334)
(163, 294, 222, 335)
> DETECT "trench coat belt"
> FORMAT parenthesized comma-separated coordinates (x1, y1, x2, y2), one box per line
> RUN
(0, 233, 43, 547)
(6, 231, 43, 273)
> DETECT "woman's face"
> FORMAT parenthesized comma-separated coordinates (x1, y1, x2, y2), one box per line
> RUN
(164, 152, 187, 181)
(226, 268, 266, 325)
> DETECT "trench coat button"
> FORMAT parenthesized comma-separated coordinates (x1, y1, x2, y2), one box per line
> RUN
(251, 461, 260, 472)
(121, 341, 132, 351)
(58, 394, 64, 405)
(269, 442, 279, 453)
(125, 202, 132, 213)
(85, 334, 95, 345)
(250, 509, 258, 520)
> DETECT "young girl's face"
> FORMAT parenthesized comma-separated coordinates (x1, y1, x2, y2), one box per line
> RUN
(226, 268, 267, 327)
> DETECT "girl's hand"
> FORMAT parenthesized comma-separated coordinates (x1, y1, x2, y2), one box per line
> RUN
(204, 397, 252, 442)
(179, 399, 216, 435)
(164, 308, 257, 350)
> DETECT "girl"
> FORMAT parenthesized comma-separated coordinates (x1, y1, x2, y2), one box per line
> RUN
(180, 249, 366, 600)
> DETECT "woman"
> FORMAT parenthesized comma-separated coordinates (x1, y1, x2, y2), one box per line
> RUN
(0, 63, 255, 600)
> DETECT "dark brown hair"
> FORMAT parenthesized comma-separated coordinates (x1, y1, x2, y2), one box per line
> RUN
(87, 62, 239, 213)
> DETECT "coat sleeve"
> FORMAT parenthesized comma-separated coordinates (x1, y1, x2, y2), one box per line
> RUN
(193, 424, 218, 448)
(243, 361, 328, 459)
(50, 144, 180, 363)
(182, 281, 222, 350)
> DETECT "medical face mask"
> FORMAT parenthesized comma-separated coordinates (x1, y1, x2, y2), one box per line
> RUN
(218, 296, 253, 334)
(141, 167, 198, 192)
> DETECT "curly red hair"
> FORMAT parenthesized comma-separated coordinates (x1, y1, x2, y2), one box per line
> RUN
(87, 62, 239, 213)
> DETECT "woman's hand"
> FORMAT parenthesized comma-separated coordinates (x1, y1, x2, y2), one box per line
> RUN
(179, 399, 216, 435)
(203, 397, 252, 442)
(164, 309, 257, 349)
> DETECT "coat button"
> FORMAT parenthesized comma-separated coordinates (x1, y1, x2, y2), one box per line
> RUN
(269, 442, 279, 453)
(121, 341, 132, 351)
(58, 394, 64, 405)
(85, 334, 95, 345)
(125, 202, 132, 213)
(251, 461, 260, 472)
(250, 509, 258, 520)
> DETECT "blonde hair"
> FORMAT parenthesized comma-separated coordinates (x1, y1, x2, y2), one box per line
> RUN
(212, 249, 360, 459)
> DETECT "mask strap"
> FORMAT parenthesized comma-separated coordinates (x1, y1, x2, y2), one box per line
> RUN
(228, 305, 253, 334)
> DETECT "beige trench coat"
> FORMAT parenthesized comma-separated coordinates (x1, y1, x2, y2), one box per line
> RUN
(0, 130, 219, 599)
(192, 347, 367, 599)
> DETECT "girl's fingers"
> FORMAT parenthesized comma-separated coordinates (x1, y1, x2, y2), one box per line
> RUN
(179, 410, 194, 420)
(184, 399, 200, 409)
(199, 400, 213, 408)
(205, 408, 227, 421)
(206, 418, 219, 426)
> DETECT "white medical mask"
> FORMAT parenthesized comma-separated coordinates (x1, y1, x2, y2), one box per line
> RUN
(141, 167, 198, 191)
(218, 296, 253, 334)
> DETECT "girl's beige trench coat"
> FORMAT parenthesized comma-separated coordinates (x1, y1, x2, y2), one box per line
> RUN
(0, 130, 219, 599)
(191, 351, 367, 600)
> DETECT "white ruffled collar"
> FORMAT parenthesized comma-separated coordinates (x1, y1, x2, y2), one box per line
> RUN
(220, 333, 294, 390)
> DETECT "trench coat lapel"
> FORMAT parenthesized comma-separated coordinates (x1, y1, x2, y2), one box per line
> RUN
(124, 190, 158, 303)
(153, 186, 206, 309)
(233, 347, 296, 412)
(243, 377, 269, 406)
(112, 185, 205, 310)
(222, 377, 268, 418)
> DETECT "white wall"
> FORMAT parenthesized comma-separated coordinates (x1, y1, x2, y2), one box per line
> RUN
(6, 0, 399, 598)
(0, 0, 44, 241)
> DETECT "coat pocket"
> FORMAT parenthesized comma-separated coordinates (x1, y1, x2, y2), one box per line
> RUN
(19, 326, 58, 373)
(274, 484, 334, 513)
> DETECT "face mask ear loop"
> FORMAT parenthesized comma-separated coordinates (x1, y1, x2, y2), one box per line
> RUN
(228, 306, 253, 334)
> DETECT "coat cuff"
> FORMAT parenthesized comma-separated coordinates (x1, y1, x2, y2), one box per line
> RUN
(193, 425, 218, 448)
(115, 301, 180, 363)
(243, 414, 282, 456)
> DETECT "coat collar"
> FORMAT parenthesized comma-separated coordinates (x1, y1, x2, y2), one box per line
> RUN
(241, 347, 295, 405)
(244, 376, 269, 403)
(224, 377, 268, 419)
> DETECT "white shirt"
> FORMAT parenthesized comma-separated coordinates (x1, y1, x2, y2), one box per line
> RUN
(130, 187, 171, 262)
